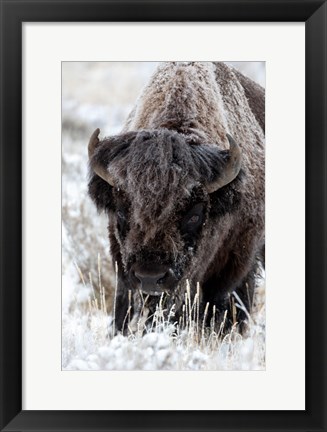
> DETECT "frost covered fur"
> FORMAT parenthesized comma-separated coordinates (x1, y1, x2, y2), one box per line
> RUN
(88, 62, 265, 333)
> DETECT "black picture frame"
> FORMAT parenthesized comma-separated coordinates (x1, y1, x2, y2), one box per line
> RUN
(1, 1, 326, 431)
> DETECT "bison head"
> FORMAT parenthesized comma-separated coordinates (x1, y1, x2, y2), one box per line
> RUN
(88, 128, 242, 319)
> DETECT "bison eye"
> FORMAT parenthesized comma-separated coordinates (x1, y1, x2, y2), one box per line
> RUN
(117, 209, 128, 235)
(187, 215, 200, 225)
(117, 210, 126, 220)
(181, 203, 204, 233)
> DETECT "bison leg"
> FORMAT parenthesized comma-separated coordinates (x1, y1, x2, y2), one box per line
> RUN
(113, 288, 130, 333)
(201, 264, 259, 334)
(230, 272, 256, 332)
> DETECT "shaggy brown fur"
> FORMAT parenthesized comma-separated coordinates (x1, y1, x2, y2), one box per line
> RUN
(88, 62, 265, 333)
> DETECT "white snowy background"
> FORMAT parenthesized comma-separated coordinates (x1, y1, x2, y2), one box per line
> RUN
(62, 62, 265, 370)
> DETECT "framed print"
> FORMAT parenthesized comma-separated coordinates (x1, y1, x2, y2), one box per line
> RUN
(0, 0, 326, 431)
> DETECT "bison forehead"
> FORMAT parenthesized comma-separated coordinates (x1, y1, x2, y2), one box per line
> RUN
(110, 129, 201, 185)
(109, 130, 204, 228)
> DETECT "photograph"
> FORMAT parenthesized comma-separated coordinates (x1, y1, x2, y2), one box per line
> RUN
(62, 61, 266, 371)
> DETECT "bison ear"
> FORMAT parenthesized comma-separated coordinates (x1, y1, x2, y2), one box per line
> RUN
(88, 173, 115, 213)
(205, 134, 242, 193)
(88, 128, 115, 186)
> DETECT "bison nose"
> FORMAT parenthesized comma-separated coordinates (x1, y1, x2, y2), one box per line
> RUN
(134, 270, 167, 294)
(130, 263, 178, 295)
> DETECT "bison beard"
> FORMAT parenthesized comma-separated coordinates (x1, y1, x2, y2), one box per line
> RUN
(88, 62, 265, 334)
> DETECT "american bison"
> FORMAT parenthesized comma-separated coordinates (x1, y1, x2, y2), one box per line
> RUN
(88, 62, 265, 332)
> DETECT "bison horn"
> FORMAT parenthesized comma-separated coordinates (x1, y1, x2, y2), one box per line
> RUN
(206, 134, 242, 193)
(88, 128, 115, 187)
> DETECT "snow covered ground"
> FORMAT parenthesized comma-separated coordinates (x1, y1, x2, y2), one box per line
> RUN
(62, 62, 266, 370)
